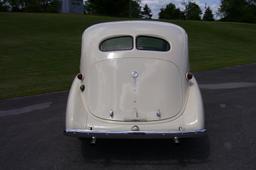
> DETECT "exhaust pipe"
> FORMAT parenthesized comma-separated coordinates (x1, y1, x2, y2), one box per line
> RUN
(91, 136, 96, 144)
(173, 136, 179, 144)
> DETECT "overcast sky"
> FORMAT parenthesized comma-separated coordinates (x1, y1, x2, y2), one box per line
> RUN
(140, 0, 221, 19)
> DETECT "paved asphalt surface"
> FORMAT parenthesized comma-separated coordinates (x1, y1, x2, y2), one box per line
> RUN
(1, 64, 256, 170)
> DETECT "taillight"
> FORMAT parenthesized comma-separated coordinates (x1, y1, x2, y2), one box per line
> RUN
(77, 73, 83, 80)
(186, 72, 193, 80)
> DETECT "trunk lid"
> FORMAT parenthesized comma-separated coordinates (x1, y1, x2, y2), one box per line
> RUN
(86, 58, 183, 121)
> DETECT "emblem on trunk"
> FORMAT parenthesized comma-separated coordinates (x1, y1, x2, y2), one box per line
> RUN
(131, 71, 139, 79)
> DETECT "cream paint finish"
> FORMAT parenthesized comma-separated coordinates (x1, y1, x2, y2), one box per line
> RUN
(87, 58, 182, 121)
(66, 21, 205, 135)
(66, 76, 204, 131)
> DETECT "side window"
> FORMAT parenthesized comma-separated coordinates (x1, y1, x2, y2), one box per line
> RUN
(136, 36, 170, 52)
(99, 36, 133, 52)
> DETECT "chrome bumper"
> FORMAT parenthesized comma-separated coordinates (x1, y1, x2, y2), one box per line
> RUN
(64, 129, 207, 139)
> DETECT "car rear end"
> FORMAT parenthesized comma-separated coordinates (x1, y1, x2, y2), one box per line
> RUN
(65, 21, 206, 142)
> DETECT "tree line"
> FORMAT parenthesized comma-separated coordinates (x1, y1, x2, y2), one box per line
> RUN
(220, 0, 256, 22)
(84, 0, 208, 20)
(0, 0, 61, 12)
(159, 2, 214, 21)
(0, 0, 256, 23)
(84, 0, 152, 19)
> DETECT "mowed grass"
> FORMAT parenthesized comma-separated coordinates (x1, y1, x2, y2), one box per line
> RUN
(0, 13, 256, 99)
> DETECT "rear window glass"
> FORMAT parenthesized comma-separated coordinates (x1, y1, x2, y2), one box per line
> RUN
(136, 36, 170, 51)
(100, 36, 133, 52)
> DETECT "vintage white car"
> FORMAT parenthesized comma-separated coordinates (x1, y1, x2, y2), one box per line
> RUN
(65, 21, 206, 143)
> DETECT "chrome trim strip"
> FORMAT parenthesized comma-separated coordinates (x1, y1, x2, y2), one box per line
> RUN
(64, 129, 207, 139)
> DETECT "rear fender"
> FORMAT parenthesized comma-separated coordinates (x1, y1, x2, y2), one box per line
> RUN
(182, 77, 205, 130)
(66, 76, 88, 130)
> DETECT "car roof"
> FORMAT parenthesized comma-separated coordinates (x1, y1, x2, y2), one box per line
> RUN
(83, 21, 187, 41)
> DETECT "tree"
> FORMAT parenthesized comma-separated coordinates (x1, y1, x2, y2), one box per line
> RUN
(8, 0, 25, 11)
(219, 0, 246, 21)
(22, 0, 60, 12)
(203, 6, 214, 21)
(185, 2, 202, 20)
(23, 0, 42, 12)
(159, 3, 185, 20)
(128, 0, 142, 18)
(45, 0, 61, 12)
(0, 0, 9, 11)
(85, 0, 142, 18)
(5, 0, 60, 12)
(141, 4, 152, 19)
(219, 0, 256, 22)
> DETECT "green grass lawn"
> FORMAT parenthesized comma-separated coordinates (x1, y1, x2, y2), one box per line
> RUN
(0, 13, 256, 99)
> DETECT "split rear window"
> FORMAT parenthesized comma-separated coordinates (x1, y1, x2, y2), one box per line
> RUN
(136, 36, 170, 51)
(99, 36, 133, 52)
(99, 35, 170, 52)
